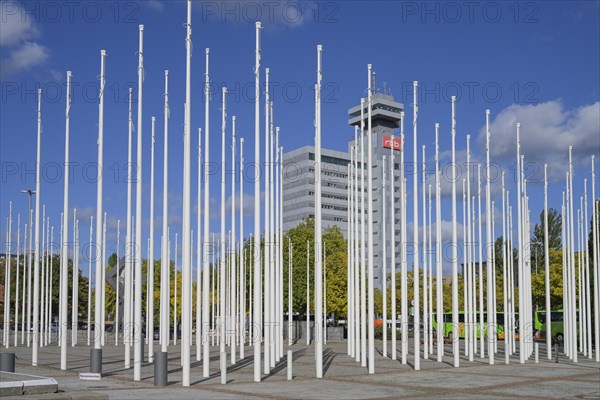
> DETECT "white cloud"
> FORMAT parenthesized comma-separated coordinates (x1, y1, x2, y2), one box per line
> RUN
(477, 100, 600, 181)
(1, 2, 50, 78)
(147, 0, 164, 12)
(0, 40, 49, 77)
(0, 1, 38, 46)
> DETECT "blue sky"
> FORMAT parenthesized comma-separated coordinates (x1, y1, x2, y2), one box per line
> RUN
(1, 0, 599, 275)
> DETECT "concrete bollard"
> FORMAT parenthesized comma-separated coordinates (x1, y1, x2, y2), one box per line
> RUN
(90, 348, 103, 374)
(220, 352, 227, 384)
(535, 343, 539, 363)
(154, 351, 168, 386)
(287, 350, 292, 380)
(0, 352, 16, 372)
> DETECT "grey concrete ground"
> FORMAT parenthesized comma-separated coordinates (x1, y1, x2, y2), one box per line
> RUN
(3, 338, 600, 399)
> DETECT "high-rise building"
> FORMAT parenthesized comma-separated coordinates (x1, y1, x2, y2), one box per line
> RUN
(348, 92, 404, 288)
(281, 90, 404, 290)
(282, 146, 351, 236)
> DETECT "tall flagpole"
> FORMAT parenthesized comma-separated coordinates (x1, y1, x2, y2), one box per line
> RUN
(591, 156, 599, 362)
(115, 220, 120, 345)
(92, 50, 106, 373)
(543, 164, 551, 359)
(466, 134, 474, 360)
(219, 87, 227, 368)
(435, 122, 442, 362)
(315, 45, 324, 378)
(149, 116, 156, 363)
(60, 71, 71, 368)
(32, 88, 42, 365)
(231, 115, 237, 364)
(14, 214, 20, 347)
(239, 137, 245, 359)
(516, 123, 524, 364)
(501, 172, 508, 363)
(253, 21, 262, 383)
(422, 144, 428, 360)
(412, 81, 421, 371)
(390, 135, 397, 361)
(196, 126, 202, 362)
(400, 113, 407, 364)
(87, 217, 92, 346)
(367, 64, 375, 375)
(485, 109, 494, 365)
(71, 210, 78, 346)
(134, 24, 144, 381)
(382, 157, 387, 357)
(125, 87, 133, 367)
(202, 48, 211, 376)
(360, 99, 367, 367)
(451, 96, 459, 368)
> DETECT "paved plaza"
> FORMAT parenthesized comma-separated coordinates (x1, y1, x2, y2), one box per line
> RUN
(3, 338, 599, 399)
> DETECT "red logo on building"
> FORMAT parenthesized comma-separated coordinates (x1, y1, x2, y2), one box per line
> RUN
(383, 136, 401, 150)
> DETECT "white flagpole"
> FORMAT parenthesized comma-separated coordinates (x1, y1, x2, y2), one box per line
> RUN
(22, 218, 28, 346)
(45, 217, 50, 346)
(568, 147, 577, 363)
(477, 163, 484, 358)
(307, 241, 310, 346)
(101, 213, 107, 346)
(543, 165, 551, 359)
(263, 71, 271, 374)
(71, 209, 78, 345)
(435, 123, 443, 362)
(382, 156, 387, 357)
(391, 136, 397, 361)
(485, 110, 494, 365)
(466, 135, 474, 360)
(516, 123, 525, 363)
(196, 126, 202, 362)
(253, 21, 262, 383)
(61, 71, 71, 367)
(180, 0, 193, 385)
(354, 134, 360, 363)
(4, 203, 12, 347)
(501, 172, 508, 363)
(40, 207, 45, 348)
(239, 137, 245, 359)
(412, 81, 421, 371)
(32, 88, 42, 365)
(289, 239, 293, 347)
(348, 153, 353, 357)
(361, 100, 367, 368)
(428, 183, 433, 355)
(219, 87, 228, 370)
(14, 214, 20, 347)
(87, 217, 92, 346)
(174, 234, 178, 346)
(231, 115, 237, 365)
(315, 45, 324, 378)
(591, 156, 599, 362)
(148, 116, 156, 362)
(48, 225, 53, 346)
(451, 96, 459, 368)
(133, 23, 144, 381)
(584, 180, 592, 357)
(122, 88, 133, 368)
(422, 145, 428, 360)
(115, 220, 120, 345)
(400, 113, 407, 364)
(202, 48, 211, 376)
(367, 64, 375, 375)
(462, 179, 467, 356)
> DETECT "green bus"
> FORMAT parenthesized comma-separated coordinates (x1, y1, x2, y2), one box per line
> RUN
(534, 309, 578, 342)
(432, 311, 508, 340)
